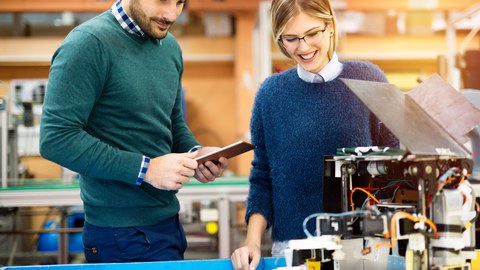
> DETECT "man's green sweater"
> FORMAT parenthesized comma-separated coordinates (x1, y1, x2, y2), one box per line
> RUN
(40, 11, 199, 227)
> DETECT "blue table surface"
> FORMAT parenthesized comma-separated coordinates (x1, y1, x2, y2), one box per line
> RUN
(0, 258, 285, 270)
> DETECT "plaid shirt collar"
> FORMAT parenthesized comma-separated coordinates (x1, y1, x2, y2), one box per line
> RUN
(111, 0, 145, 37)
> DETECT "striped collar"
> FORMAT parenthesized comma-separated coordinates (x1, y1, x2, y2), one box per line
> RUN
(111, 0, 145, 37)
(297, 52, 343, 83)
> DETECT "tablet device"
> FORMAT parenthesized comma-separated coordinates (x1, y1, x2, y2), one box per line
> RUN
(195, 141, 255, 164)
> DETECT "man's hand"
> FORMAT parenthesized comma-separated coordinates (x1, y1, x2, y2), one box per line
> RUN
(143, 152, 198, 190)
(193, 146, 228, 183)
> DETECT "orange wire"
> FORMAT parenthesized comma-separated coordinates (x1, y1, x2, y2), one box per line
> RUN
(350, 187, 380, 211)
(444, 176, 457, 186)
(375, 212, 437, 250)
(459, 173, 469, 184)
(444, 171, 469, 186)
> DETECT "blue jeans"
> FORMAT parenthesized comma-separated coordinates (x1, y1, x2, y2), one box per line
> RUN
(82, 215, 187, 263)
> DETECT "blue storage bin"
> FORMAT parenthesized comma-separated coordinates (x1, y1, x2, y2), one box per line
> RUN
(37, 211, 84, 252)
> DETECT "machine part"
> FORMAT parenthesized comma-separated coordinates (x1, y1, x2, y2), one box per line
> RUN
(0, 97, 18, 187)
(376, 204, 416, 211)
(393, 189, 418, 204)
(306, 212, 371, 238)
(406, 233, 426, 252)
(313, 211, 385, 238)
(319, 154, 475, 270)
(457, 182, 477, 262)
(0, 98, 7, 188)
(360, 215, 388, 236)
(430, 189, 469, 266)
(285, 236, 343, 269)
(361, 237, 392, 270)
(396, 218, 416, 240)
(463, 89, 480, 181)
(430, 189, 464, 250)
(290, 249, 331, 267)
(417, 178, 427, 217)
(341, 76, 476, 157)
(431, 263, 472, 270)
(405, 250, 428, 270)
(414, 161, 438, 197)
(288, 236, 342, 252)
(345, 163, 357, 175)
(317, 216, 344, 236)
(467, 127, 480, 181)
(341, 163, 357, 212)
(338, 238, 388, 270)
(306, 259, 321, 270)
(367, 161, 388, 176)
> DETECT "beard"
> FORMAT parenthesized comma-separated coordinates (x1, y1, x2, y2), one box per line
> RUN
(128, 0, 174, 39)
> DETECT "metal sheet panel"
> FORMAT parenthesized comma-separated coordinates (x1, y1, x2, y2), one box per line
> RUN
(406, 74, 480, 146)
(341, 77, 470, 157)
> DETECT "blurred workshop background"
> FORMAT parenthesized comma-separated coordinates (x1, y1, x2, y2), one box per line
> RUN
(0, 0, 479, 266)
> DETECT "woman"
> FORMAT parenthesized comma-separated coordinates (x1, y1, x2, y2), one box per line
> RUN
(231, 0, 399, 269)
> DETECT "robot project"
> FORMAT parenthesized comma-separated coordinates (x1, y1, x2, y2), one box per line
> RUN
(277, 74, 480, 270)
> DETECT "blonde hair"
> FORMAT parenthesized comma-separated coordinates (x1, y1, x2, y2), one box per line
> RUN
(271, 0, 338, 60)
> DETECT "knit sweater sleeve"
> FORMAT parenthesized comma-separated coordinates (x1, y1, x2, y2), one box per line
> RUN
(40, 30, 141, 184)
(170, 52, 200, 153)
(245, 83, 274, 228)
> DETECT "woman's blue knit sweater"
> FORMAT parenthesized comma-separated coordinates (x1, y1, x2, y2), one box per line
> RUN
(245, 61, 399, 241)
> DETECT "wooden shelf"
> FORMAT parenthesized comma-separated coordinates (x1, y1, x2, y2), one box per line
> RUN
(0, 36, 234, 66)
(345, 0, 479, 11)
(0, 0, 477, 13)
(0, 0, 115, 13)
(187, 0, 260, 12)
(0, 37, 60, 66)
(271, 32, 479, 77)
(0, 0, 261, 13)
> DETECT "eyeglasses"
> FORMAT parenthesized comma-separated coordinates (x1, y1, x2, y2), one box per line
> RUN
(279, 24, 329, 49)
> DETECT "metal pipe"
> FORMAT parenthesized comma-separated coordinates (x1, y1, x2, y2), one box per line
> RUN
(446, 2, 480, 89)
(1, 98, 8, 188)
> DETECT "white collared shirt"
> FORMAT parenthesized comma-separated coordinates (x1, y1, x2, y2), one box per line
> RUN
(297, 52, 343, 83)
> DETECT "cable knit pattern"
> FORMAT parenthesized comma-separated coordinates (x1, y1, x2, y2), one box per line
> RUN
(245, 61, 399, 241)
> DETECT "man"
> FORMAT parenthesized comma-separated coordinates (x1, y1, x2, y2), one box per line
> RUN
(40, 0, 227, 263)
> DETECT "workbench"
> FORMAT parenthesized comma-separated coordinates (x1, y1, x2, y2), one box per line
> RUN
(0, 257, 285, 270)
(0, 176, 250, 263)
